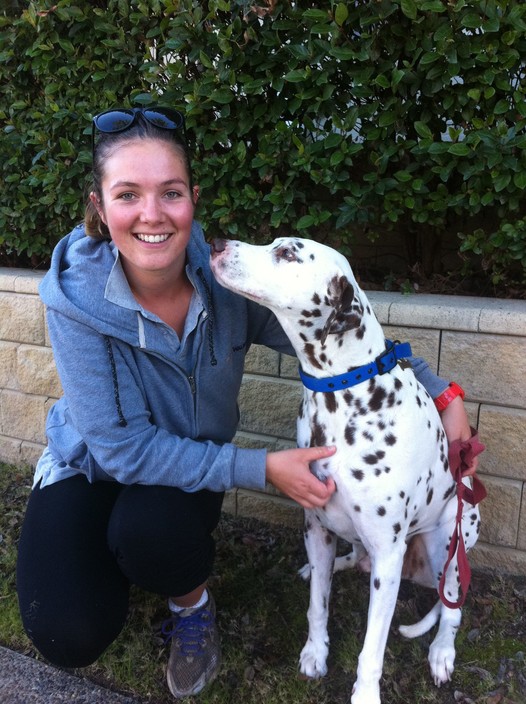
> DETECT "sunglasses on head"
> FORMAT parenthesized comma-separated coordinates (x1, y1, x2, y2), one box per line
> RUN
(91, 106, 186, 156)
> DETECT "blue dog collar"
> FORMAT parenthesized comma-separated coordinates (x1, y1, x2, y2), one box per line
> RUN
(299, 340, 412, 392)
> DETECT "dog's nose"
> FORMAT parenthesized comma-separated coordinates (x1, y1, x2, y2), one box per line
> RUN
(210, 238, 227, 255)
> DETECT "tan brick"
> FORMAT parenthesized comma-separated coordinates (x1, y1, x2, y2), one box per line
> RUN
(0, 268, 43, 295)
(0, 292, 46, 345)
(439, 331, 526, 407)
(0, 434, 23, 465)
(478, 475, 522, 547)
(236, 489, 303, 528)
(234, 430, 295, 453)
(477, 406, 526, 481)
(0, 390, 48, 444)
(222, 489, 237, 516)
(479, 298, 526, 336)
(280, 353, 300, 380)
(17, 345, 62, 398)
(0, 434, 43, 468)
(470, 541, 526, 576)
(244, 344, 280, 376)
(238, 376, 301, 439)
(388, 293, 483, 331)
(20, 440, 45, 468)
(383, 325, 441, 372)
(368, 291, 392, 325)
(0, 341, 19, 391)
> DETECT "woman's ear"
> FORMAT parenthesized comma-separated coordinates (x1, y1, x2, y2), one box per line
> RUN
(89, 191, 106, 223)
(192, 185, 200, 205)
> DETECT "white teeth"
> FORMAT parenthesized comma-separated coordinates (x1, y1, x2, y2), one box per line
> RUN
(136, 233, 170, 243)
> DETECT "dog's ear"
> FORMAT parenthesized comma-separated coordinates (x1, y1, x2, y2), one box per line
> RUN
(319, 275, 361, 344)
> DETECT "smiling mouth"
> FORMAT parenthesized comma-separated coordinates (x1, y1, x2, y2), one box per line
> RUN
(135, 233, 172, 243)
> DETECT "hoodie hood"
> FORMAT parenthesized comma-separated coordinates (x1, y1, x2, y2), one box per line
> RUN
(39, 221, 216, 350)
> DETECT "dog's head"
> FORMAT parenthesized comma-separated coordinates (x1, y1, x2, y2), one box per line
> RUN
(210, 237, 368, 349)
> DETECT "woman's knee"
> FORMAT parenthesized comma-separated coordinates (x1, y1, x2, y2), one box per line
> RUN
(108, 485, 223, 594)
(20, 598, 127, 669)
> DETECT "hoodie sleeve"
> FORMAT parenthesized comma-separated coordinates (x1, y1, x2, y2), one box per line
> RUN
(410, 356, 449, 398)
(44, 309, 268, 493)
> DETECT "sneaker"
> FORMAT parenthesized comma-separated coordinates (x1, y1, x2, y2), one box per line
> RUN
(162, 593, 221, 698)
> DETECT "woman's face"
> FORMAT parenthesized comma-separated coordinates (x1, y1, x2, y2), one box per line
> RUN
(91, 138, 198, 283)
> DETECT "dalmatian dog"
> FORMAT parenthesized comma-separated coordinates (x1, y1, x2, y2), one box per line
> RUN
(210, 237, 481, 704)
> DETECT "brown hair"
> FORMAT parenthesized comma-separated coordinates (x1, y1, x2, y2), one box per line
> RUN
(85, 116, 193, 240)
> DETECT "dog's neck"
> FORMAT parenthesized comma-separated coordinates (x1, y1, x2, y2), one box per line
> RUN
(275, 290, 387, 378)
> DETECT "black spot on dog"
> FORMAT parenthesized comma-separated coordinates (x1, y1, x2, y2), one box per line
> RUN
(394, 378, 403, 390)
(443, 484, 456, 501)
(345, 423, 356, 446)
(369, 386, 387, 411)
(374, 578, 381, 590)
(354, 504, 361, 512)
(352, 469, 364, 481)
(311, 414, 327, 446)
(385, 433, 397, 445)
(369, 450, 385, 465)
(377, 506, 386, 516)
(324, 393, 338, 414)
(426, 488, 434, 505)
(312, 293, 321, 305)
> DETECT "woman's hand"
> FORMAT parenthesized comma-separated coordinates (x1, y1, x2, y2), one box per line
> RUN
(266, 446, 337, 509)
(440, 395, 479, 476)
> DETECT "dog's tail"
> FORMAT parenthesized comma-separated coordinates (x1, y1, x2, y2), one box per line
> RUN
(398, 600, 441, 638)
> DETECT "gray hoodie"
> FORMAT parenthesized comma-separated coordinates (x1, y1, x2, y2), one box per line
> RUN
(34, 222, 447, 492)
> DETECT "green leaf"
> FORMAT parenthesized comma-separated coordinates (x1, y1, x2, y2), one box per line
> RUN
(513, 172, 526, 189)
(334, 3, 349, 26)
(296, 214, 316, 229)
(401, 0, 418, 20)
(414, 121, 432, 139)
(210, 88, 233, 104)
(448, 143, 470, 156)
(284, 69, 307, 83)
(379, 111, 397, 127)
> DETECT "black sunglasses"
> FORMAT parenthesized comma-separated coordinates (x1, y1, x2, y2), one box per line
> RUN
(91, 106, 187, 156)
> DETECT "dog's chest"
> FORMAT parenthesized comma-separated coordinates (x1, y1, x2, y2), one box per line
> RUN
(298, 370, 453, 539)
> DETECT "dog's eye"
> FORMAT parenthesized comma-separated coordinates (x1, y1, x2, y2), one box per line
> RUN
(276, 246, 297, 262)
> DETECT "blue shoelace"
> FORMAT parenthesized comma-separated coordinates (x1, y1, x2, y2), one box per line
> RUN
(161, 609, 213, 656)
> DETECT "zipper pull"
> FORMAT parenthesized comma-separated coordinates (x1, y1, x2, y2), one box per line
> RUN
(188, 375, 196, 394)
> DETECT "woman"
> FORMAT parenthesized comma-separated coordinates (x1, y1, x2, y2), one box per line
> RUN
(16, 106, 473, 699)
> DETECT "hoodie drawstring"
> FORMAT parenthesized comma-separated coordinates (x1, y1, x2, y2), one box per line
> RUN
(197, 269, 217, 367)
(104, 336, 128, 427)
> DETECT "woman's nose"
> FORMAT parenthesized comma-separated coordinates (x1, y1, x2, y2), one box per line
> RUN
(140, 196, 164, 222)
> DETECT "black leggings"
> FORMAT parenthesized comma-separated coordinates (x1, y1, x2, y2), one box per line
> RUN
(16, 475, 224, 668)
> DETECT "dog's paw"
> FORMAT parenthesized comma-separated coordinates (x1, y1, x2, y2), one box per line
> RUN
(351, 682, 381, 704)
(299, 642, 328, 679)
(428, 640, 455, 686)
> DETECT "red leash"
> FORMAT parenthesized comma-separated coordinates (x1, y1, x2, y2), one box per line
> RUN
(438, 429, 487, 608)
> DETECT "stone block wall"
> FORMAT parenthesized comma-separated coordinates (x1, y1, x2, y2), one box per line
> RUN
(1, 267, 525, 575)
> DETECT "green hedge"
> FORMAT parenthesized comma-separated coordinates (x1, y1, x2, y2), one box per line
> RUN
(1, 0, 525, 291)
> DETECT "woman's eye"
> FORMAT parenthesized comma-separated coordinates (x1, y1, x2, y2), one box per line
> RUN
(119, 192, 135, 201)
(165, 190, 181, 199)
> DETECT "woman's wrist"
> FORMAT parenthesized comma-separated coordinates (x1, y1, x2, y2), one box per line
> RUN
(434, 382, 465, 412)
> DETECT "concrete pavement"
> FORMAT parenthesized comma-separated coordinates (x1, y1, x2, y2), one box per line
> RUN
(0, 646, 141, 703)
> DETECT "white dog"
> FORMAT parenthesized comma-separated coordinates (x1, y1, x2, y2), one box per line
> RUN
(210, 236, 483, 704)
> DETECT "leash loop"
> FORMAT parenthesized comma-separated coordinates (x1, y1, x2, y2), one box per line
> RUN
(438, 429, 486, 609)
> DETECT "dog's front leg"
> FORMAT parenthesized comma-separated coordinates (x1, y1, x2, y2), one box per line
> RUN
(299, 511, 336, 679)
(352, 547, 405, 704)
